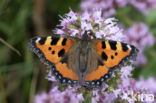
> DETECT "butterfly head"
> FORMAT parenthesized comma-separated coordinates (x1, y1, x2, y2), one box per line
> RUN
(81, 31, 91, 41)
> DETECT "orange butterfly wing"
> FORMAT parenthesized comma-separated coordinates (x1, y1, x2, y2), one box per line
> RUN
(85, 40, 138, 85)
(96, 40, 138, 68)
(29, 36, 79, 83)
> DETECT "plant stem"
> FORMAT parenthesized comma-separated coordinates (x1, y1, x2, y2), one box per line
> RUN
(0, 72, 7, 103)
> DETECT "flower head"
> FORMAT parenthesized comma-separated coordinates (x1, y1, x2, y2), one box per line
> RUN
(124, 23, 155, 66)
(130, 0, 156, 14)
(34, 86, 84, 103)
(81, 0, 156, 17)
(55, 10, 124, 41)
(81, 0, 129, 17)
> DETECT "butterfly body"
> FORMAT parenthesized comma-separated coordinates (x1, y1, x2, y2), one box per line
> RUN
(65, 34, 104, 84)
(28, 33, 138, 86)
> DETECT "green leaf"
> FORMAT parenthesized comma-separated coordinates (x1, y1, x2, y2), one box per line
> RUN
(146, 9, 156, 26)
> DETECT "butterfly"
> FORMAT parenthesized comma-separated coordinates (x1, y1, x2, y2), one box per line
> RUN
(28, 31, 138, 86)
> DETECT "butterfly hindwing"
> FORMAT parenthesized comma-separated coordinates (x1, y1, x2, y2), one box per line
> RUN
(84, 65, 110, 85)
(28, 36, 79, 83)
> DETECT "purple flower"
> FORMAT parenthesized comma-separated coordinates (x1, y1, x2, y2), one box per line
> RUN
(101, 92, 116, 103)
(135, 77, 156, 93)
(81, 0, 129, 17)
(140, 34, 155, 47)
(124, 23, 155, 66)
(134, 52, 147, 66)
(55, 10, 124, 41)
(125, 23, 155, 49)
(129, 0, 156, 14)
(113, 66, 156, 102)
(45, 70, 56, 82)
(81, 0, 156, 16)
(34, 86, 84, 103)
(120, 66, 133, 79)
(115, 77, 156, 102)
(119, 66, 134, 89)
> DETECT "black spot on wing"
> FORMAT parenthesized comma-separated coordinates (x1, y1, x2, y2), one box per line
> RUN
(48, 47, 51, 50)
(102, 52, 108, 61)
(121, 43, 128, 52)
(39, 37, 46, 45)
(51, 37, 59, 45)
(58, 49, 65, 57)
(115, 52, 118, 56)
(111, 55, 114, 59)
(102, 41, 106, 49)
(62, 38, 67, 46)
(98, 59, 104, 66)
(52, 51, 55, 54)
(109, 41, 117, 50)
(60, 55, 68, 63)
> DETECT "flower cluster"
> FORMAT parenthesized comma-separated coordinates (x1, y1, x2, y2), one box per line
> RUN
(34, 87, 84, 103)
(55, 10, 124, 41)
(129, 0, 156, 14)
(114, 77, 156, 103)
(81, 0, 128, 17)
(81, 0, 156, 16)
(124, 23, 155, 66)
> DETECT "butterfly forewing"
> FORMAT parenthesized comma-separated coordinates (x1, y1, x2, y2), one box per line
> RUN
(28, 36, 79, 83)
(95, 40, 138, 68)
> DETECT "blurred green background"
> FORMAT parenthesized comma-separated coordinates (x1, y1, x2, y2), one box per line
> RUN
(0, 0, 156, 103)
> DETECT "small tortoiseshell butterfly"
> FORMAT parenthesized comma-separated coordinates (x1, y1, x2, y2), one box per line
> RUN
(28, 32, 138, 86)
